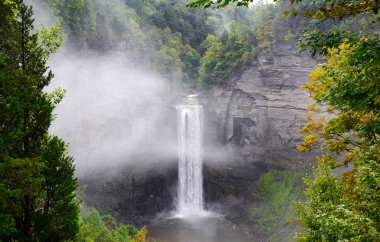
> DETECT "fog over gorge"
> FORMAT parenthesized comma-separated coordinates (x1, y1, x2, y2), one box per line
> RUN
(26, 0, 183, 175)
(27, 0, 235, 176)
(48, 51, 178, 174)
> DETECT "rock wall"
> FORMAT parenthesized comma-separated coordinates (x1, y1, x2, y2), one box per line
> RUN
(81, 161, 178, 226)
(200, 44, 319, 239)
(203, 44, 318, 170)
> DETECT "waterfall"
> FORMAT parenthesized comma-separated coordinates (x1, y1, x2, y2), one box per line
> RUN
(176, 104, 204, 216)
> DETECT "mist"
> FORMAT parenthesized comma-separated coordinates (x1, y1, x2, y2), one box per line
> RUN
(47, 49, 180, 175)
(27, 0, 234, 177)
(45, 49, 233, 176)
(24, 1, 181, 176)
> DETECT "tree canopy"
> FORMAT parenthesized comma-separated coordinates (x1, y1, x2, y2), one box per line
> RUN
(0, 0, 79, 240)
(281, 1, 379, 241)
(188, 0, 380, 20)
(295, 39, 380, 240)
(77, 208, 147, 242)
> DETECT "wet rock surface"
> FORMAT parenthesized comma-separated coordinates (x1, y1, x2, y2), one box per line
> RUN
(80, 161, 178, 227)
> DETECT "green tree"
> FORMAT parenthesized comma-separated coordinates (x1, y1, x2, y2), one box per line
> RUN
(0, 0, 79, 240)
(198, 34, 224, 88)
(294, 155, 380, 241)
(77, 207, 145, 242)
(59, 0, 97, 48)
(198, 21, 254, 89)
(294, 39, 380, 241)
(250, 4, 274, 48)
(0, 156, 45, 240)
(35, 136, 79, 241)
(188, 0, 380, 17)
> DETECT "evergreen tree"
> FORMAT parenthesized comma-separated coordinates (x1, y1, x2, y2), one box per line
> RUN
(0, 0, 79, 240)
(35, 137, 79, 241)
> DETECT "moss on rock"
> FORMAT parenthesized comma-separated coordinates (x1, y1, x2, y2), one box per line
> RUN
(251, 170, 305, 241)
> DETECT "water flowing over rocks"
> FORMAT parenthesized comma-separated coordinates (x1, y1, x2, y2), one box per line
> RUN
(176, 104, 204, 216)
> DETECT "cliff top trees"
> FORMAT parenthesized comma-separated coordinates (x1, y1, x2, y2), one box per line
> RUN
(0, 0, 79, 240)
(197, 21, 254, 89)
(188, 0, 380, 19)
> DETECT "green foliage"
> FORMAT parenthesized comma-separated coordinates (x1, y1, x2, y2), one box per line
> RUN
(294, 1, 380, 56)
(0, 0, 79, 240)
(37, 21, 64, 60)
(307, 39, 380, 114)
(44, 0, 97, 48)
(259, 170, 302, 209)
(295, 9, 380, 242)
(154, 28, 185, 84)
(0, 157, 45, 240)
(299, 40, 380, 154)
(250, 4, 274, 48)
(77, 208, 145, 242)
(251, 170, 304, 239)
(297, 28, 356, 57)
(188, 0, 380, 20)
(198, 20, 255, 89)
(41, 0, 286, 88)
(41, 0, 212, 85)
(187, 0, 254, 9)
(293, 147, 380, 241)
(39, 0, 378, 89)
(35, 136, 79, 241)
(292, 0, 380, 20)
(189, 0, 380, 59)
(198, 34, 224, 88)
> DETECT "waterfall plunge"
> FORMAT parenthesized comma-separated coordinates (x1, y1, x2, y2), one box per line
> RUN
(176, 105, 204, 217)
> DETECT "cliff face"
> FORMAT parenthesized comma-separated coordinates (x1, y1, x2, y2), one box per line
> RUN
(203, 44, 318, 169)
(201, 45, 319, 239)
(81, 161, 178, 227)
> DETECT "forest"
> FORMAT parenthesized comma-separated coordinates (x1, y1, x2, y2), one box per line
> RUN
(0, 0, 379, 241)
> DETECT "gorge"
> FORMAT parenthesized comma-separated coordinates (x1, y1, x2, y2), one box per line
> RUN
(79, 44, 318, 241)
(23, 0, 336, 240)
(2, 0, 378, 241)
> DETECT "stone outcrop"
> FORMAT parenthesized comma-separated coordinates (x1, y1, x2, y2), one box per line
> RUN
(199, 44, 319, 239)
(202, 44, 318, 170)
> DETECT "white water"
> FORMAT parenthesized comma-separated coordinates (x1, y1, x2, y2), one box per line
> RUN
(176, 104, 204, 217)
